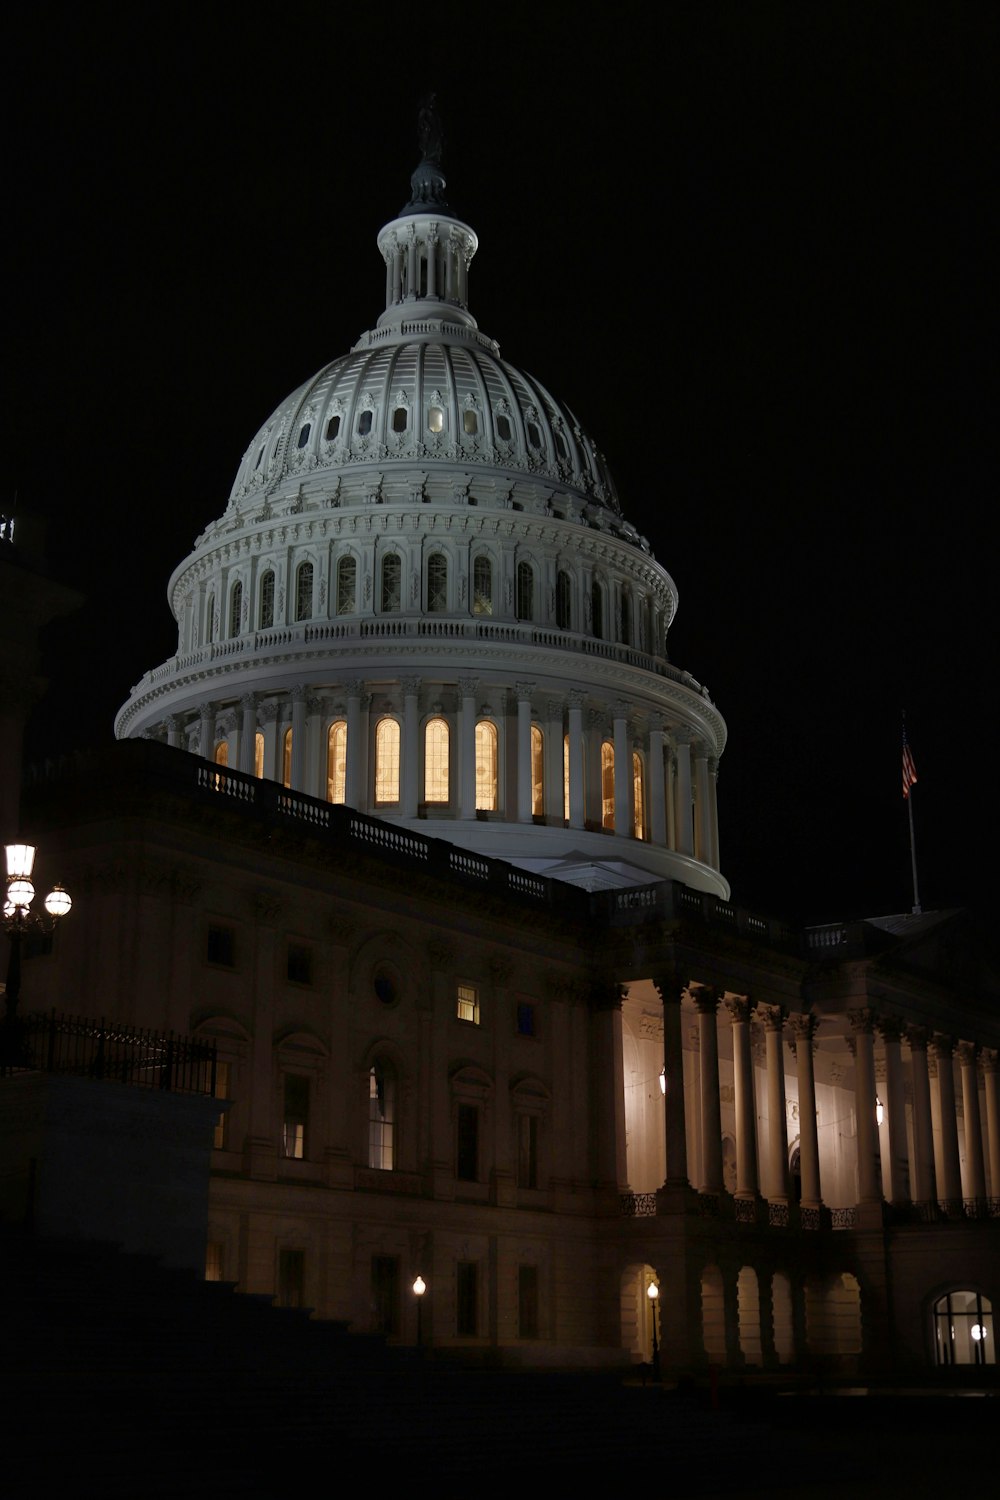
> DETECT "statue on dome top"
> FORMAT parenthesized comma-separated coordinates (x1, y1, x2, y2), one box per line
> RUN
(417, 94, 443, 166)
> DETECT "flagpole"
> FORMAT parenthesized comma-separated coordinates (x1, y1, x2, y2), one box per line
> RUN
(907, 786, 921, 915)
(902, 713, 921, 915)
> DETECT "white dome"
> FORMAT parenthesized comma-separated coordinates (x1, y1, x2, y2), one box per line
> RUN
(116, 140, 727, 896)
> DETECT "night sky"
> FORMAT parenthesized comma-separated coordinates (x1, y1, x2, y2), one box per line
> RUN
(8, 3, 998, 927)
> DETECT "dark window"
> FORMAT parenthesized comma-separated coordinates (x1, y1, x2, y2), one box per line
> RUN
(516, 1002, 536, 1037)
(591, 580, 603, 639)
(427, 553, 447, 613)
(337, 555, 357, 615)
(374, 967, 398, 1006)
(556, 570, 571, 630)
(496, 413, 512, 441)
(206, 925, 235, 967)
(372, 1255, 400, 1335)
(358, 410, 373, 436)
(297, 423, 311, 450)
(516, 561, 533, 621)
(229, 581, 242, 638)
(526, 422, 541, 448)
(278, 1249, 305, 1308)
(457, 1262, 478, 1336)
(286, 944, 313, 985)
(518, 1265, 539, 1338)
(282, 1073, 309, 1159)
(325, 414, 341, 441)
(456, 1103, 478, 1181)
(259, 571, 275, 629)
(518, 1114, 538, 1189)
(392, 407, 407, 432)
(295, 562, 313, 622)
(381, 554, 401, 612)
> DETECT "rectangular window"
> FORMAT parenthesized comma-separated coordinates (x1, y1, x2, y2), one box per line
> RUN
(213, 1060, 230, 1150)
(457, 1261, 478, 1337)
(457, 983, 480, 1025)
(278, 1248, 305, 1308)
(206, 925, 235, 968)
(205, 1241, 224, 1282)
(282, 1073, 309, 1159)
(518, 1264, 540, 1339)
(516, 1002, 536, 1037)
(518, 1114, 538, 1189)
(372, 1255, 400, 1336)
(286, 943, 313, 985)
(456, 1103, 479, 1181)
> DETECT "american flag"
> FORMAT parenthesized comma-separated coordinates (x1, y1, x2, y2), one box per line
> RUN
(902, 727, 917, 800)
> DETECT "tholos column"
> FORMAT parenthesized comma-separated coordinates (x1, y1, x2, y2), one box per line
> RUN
(545, 698, 563, 820)
(674, 733, 694, 856)
(401, 677, 420, 819)
(648, 718, 667, 847)
(515, 682, 533, 823)
(458, 677, 478, 820)
(726, 997, 759, 1202)
(198, 704, 214, 761)
(567, 692, 586, 829)
(613, 702, 631, 837)
(693, 745, 711, 864)
(848, 1009, 882, 1209)
(707, 754, 721, 869)
(345, 681, 364, 809)
(957, 1042, 987, 1205)
(932, 1033, 963, 1212)
(879, 1017, 911, 1205)
(982, 1049, 1000, 1202)
(695, 987, 723, 1194)
(788, 1014, 822, 1213)
(906, 1026, 938, 1208)
(757, 1003, 789, 1206)
(290, 686, 307, 792)
(165, 714, 182, 750)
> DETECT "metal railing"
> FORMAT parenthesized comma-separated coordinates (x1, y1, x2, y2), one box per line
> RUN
(1, 1009, 217, 1094)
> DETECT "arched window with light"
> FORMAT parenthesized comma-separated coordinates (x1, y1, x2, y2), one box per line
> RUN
(530, 725, 544, 816)
(295, 561, 313, 622)
(427, 553, 447, 613)
(327, 721, 347, 803)
(254, 732, 264, 780)
(259, 571, 275, 629)
(282, 728, 292, 788)
(601, 741, 615, 830)
(473, 556, 492, 616)
(214, 741, 228, 768)
(369, 1060, 395, 1170)
(381, 553, 401, 613)
(374, 718, 401, 804)
(934, 1291, 994, 1366)
(632, 751, 646, 840)
(337, 556, 357, 616)
(475, 720, 498, 811)
(424, 717, 450, 804)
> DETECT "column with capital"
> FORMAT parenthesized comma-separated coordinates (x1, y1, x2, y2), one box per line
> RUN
(708, 755, 721, 870)
(982, 1049, 1000, 1203)
(290, 686, 308, 792)
(674, 733, 694, 856)
(931, 1034, 963, 1212)
(693, 744, 711, 864)
(612, 702, 631, 837)
(592, 982, 630, 1207)
(515, 682, 533, 823)
(585, 710, 604, 828)
(567, 692, 586, 829)
(756, 1003, 789, 1205)
(545, 698, 563, 820)
(788, 1014, 822, 1212)
(164, 714, 183, 750)
(458, 677, 478, 819)
(238, 695, 257, 775)
(401, 676, 421, 819)
(694, 988, 723, 1193)
(879, 1017, 911, 1205)
(906, 1026, 938, 1208)
(726, 997, 759, 1202)
(648, 719, 667, 847)
(848, 1009, 882, 1213)
(198, 704, 214, 761)
(654, 975, 690, 1190)
(956, 1042, 987, 1205)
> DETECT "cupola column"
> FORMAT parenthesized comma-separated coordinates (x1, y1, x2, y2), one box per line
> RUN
(401, 677, 421, 818)
(932, 1034, 963, 1210)
(983, 1050, 1000, 1201)
(567, 692, 586, 829)
(694, 987, 723, 1194)
(848, 1009, 882, 1207)
(756, 1003, 789, 1204)
(789, 1014, 822, 1209)
(726, 996, 759, 1200)
(613, 703, 631, 837)
(906, 1026, 937, 1206)
(957, 1042, 987, 1204)
(879, 1018, 911, 1204)
(426, 226, 438, 298)
(693, 744, 712, 863)
(406, 226, 418, 301)
(390, 237, 402, 305)
(458, 677, 478, 819)
(674, 734, 694, 856)
(516, 683, 534, 824)
(648, 721, 667, 846)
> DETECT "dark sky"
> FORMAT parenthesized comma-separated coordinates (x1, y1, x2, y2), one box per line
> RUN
(8, 2, 998, 927)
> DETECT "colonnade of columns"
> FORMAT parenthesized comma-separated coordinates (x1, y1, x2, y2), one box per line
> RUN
(160, 679, 723, 870)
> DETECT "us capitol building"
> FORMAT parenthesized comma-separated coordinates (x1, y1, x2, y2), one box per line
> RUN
(6, 123, 998, 1380)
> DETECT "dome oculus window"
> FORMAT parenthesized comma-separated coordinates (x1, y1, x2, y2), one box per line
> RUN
(296, 423, 311, 449)
(259, 571, 275, 629)
(516, 561, 533, 622)
(496, 414, 512, 442)
(381, 554, 401, 613)
(325, 414, 341, 441)
(463, 410, 478, 435)
(357, 410, 373, 436)
(229, 581, 243, 638)
(295, 561, 313, 622)
(428, 406, 445, 433)
(473, 556, 492, 617)
(392, 407, 408, 433)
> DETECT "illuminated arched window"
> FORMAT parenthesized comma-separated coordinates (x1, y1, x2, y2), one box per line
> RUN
(374, 718, 400, 804)
(214, 741, 228, 767)
(206, 595, 215, 644)
(424, 717, 450, 803)
(427, 553, 447, 613)
(591, 579, 604, 640)
(337, 556, 357, 615)
(530, 725, 544, 816)
(254, 731, 264, 779)
(327, 721, 347, 803)
(556, 570, 571, 630)
(295, 562, 313, 622)
(475, 720, 498, 811)
(381, 553, 401, 612)
(632, 751, 646, 840)
(369, 1061, 395, 1170)
(473, 556, 492, 616)
(283, 728, 292, 788)
(516, 561, 534, 622)
(563, 734, 570, 822)
(229, 580, 243, 638)
(601, 741, 615, 829)
(259, 571, 275, 629)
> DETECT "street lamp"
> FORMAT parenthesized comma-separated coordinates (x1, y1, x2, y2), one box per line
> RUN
(3, 844, 72, 1057)
(647, 1280, 660, 1379)
(875, 1095, 884, 1126)
(413, 1274, 426, 1349)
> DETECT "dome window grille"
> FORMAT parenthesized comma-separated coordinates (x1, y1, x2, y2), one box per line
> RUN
(473, 557, 493, 617)
(295, 562, 314, 622)
(357, 410, 373, 437)
(424, 717, 450, 803)
(374, 718, 401, 804)
(556, 571, 571, 630)
(516, 562, 534, 622)
(297, 423, 311, 449)
(428, 406, 445, 434)
(392, 407, 408, 433)
(463, 410, 478, 435)
(601, 742, 615, 830)
(427, 553, 447, 613)
(337, 556, 357, 615)
(327, 721, 347, 804)
(325, 415, 341, 441)
(381, 554, 402, 613)
(259, 571, 275, 629)
(229, 581, 243, 638)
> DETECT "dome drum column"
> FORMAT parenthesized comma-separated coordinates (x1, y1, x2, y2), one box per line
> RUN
(515, 683, 534, 824)
(401, 677, 421, 819)
(567, 693, 586, 830)
(458, 677, 478, 819)
(674, 733, 694, 857)
(648, 720, 668, 847)
(612, 703, 631, 838)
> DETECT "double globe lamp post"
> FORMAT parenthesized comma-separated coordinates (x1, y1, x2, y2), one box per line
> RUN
(2, 843, 72, 1062)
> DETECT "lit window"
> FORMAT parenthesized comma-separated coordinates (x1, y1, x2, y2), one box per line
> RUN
(456, 1103, 478, 1180)
(369, 1063, 394, 1170)
(295, 561, 313, 622)
(205, 1242, 224, 1281)
(428, 406, 444, 433)
(475, 721, 498, 811)
(457, 983, 480, 1025)
(563, 735, 570, 822)
(463, 410, 478, 435)
(278, 1249, 305, 1308)
(556, 570, 571, 630)
(516, 561, 533, 621)
(374, 718, 400, 804)
(325, 414, 341, 441)
(213, 1060, 230, 1150)
(473, 556, 492, 616)
(601, 742, 615, 830)
(516, 1002, 536, 1037)
(282, 1074, 309, 1159)
(934, 1291, 995, 1366)
(214, 741, 228, 768)
(530, 725, 544, 816)
(358, 410, 373, 436)
(424, 717, 450, 803)
(381, 553, 401, 612)
(337, 556, 357, 615)
(296, 422, 311, 450)
(427, 553, 447, 612)
(259, 571, 274, 629)
(632, 751, 646, 840)
(283, 727, 292, 788)
(392, 406, 407, 433)
(327, 721, 347, 803)
(254, 731, 264, 779)
(229, 581, 243, 638)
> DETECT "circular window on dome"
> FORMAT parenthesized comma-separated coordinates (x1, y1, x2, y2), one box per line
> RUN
(373, 964, 401, 1007)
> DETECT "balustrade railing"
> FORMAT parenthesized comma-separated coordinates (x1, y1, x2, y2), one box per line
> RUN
(1, 1009, 216, 1094)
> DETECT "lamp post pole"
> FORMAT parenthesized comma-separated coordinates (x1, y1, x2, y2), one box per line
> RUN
(413, 1274, 426, 1351)
(2, 843, 72, 1066)
(647, 1280, 660, 1380)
